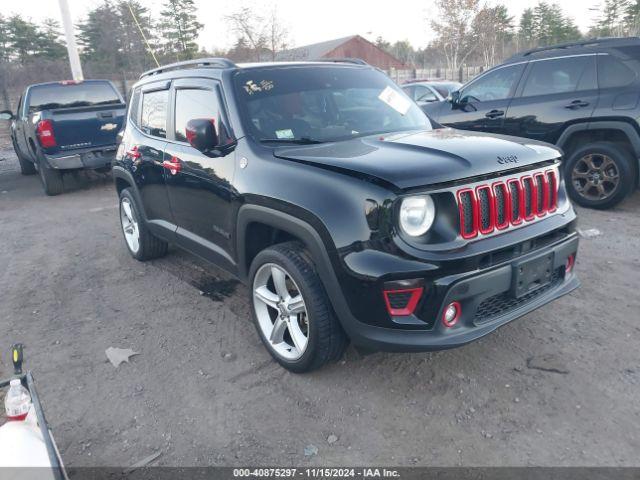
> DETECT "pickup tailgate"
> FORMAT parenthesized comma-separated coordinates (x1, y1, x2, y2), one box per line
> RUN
(28, 80, 125, 154)
(47, 103, 125, 152)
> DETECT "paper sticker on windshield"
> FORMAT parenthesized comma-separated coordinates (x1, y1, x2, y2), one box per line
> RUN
(275, 129, 295, 139)
(243, 79, 274, 95)
(378, 86, 411, 115)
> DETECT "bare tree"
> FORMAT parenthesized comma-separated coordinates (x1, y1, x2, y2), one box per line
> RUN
(226, 5, 290, 62)
(430, 0, 480, 72)
(473, 5, 513, 68)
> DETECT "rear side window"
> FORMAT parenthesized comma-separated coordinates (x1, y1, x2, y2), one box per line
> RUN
(598, 55, 636, 89)
(522, 56, 596, 97)
(141, 89, 168, 138)
(27, 81, 122, 113)
(128, 88, 141, 127)
(174, 88, 221, 142)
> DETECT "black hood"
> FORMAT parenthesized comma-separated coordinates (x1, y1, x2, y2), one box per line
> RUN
(274, 128, 561, 190)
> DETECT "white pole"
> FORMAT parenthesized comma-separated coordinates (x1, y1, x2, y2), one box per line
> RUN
(57, 0, 84, 81)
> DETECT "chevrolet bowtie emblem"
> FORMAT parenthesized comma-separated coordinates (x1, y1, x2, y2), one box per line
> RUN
(100, 123, 118, 131)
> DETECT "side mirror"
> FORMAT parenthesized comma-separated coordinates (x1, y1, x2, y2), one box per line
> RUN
(0, 110, 14, 121)
(450, 91, 461, 106)
(185, 118, 219, 153)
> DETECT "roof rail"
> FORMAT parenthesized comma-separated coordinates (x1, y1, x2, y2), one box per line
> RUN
(140, 57, 237, 79)
(317, 58, 369, 66)
(518, 37, 636, 57)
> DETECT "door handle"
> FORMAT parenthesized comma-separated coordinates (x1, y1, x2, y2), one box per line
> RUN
(485, 109, 505, 119)
(162, 156, 181, 175)
(564, 100, 590, 109)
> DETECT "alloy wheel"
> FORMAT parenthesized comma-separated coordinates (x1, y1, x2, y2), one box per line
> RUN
(252, 263, 309, 360)
(120, 197, 140, 254)
(571, 153, 620, 201)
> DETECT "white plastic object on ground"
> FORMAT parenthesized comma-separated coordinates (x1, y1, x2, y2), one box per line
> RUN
(0, 407, 55, 477)
(5, 378, 31, 420)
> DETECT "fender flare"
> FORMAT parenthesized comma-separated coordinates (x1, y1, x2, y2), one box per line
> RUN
(111, 166, 149, 222)
(557, 120, 640, 157)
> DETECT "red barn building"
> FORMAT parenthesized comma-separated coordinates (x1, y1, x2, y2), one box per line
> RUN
(276, 35, 407, 70)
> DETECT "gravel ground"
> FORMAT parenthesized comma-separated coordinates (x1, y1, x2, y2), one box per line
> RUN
(0, 134, 639, 467)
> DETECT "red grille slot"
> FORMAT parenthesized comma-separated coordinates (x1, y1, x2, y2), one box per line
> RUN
(456, 169, 559, 240)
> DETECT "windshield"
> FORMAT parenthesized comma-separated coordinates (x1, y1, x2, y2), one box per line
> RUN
(28, 81, 122, 113)
(233, 65, 431, 144)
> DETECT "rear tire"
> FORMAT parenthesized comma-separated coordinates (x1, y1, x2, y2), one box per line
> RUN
(248, 242, 348, 373)
(565, 142, 636, 209)
(37, 158, 64, 196)
(119, 188, 168, 261)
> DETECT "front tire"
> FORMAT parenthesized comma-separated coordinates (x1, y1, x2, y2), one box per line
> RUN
(249, 242, 348, 373)
(565, 142, 636, 209)
(12, 137, 36, 175)
(119, 188, 168, 261)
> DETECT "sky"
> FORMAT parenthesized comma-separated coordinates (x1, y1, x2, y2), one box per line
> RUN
(6, 0, 603, 51)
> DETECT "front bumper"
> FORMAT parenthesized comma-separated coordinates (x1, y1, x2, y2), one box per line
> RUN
(335, 234, 579, 352)
(45, 147, 116, 170)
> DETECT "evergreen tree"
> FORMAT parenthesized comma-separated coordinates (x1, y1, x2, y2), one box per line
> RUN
(36, 19, 67, 60)
(159, 0, 203, 60)
(116, 0, 157, 71)
(6, 15, 41, 64)
(518, 8, 536, 47)
(592, 0, 629, 36)
(76, 1, 124, 72)
(0, 15, 11, 62)
(626, 0, 640, 34)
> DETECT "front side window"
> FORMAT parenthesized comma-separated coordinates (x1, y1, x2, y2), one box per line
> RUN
(174, 88, 221, 142)
(461, 64, 525, 102)
(233, 66, 431, 144)
(522, 56, 596, 97)
(140, 89, 168, 138)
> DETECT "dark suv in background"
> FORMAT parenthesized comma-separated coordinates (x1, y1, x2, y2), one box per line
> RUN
(112, 58, 579, 372)
(423, 37, 640, 209)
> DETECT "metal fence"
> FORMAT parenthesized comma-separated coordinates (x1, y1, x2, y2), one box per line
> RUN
(387, 66, 485, 85)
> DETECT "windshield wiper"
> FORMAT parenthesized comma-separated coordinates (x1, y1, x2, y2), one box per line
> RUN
(259, 137, 324, 145)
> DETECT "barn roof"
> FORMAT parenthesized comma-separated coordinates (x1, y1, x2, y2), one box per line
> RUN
(276, 35, 358, 61)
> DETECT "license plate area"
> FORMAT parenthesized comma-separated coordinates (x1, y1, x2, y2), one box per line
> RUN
(512, 252, 554, 298)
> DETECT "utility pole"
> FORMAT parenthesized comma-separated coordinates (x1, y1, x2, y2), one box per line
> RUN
(57, 0, 84, 81)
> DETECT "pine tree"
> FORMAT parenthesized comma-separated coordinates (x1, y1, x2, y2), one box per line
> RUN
(6, 15, 41, 64)
(159, 0, 203, 60)
(76, 1, 124, 72)
(518, 8, 536, 48)
(36, 19, 67, 60)
(116, 0, 156, 71)
(0, 15, 10, 62)
(626, 0, 640, 34)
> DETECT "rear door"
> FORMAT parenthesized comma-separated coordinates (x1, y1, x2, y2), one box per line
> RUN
(164, 78, 237, 272)
(503, 55, 598, 143)
(435, 63, 526, 134)
(130, 82, 174, 233)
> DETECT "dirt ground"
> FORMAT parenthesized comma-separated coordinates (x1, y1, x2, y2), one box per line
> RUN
(0, 134, 639, 468)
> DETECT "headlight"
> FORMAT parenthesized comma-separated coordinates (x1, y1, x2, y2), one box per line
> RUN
(399, 195, 436, 237)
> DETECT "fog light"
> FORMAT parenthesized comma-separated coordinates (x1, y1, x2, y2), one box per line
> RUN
(442, 301, 461, 327)
(565, 254, 575, 274)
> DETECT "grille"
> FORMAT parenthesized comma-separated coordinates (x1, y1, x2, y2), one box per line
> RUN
(457, 169, 558, 239)
(386, 291, 414, 310)
(475, 269, 563, 323)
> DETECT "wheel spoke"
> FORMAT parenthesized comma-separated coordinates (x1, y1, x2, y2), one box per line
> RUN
(572, 171, 589, 180)
(271, 266, 289, 299)
(122, 201, 133, 222)
(269, 316, 288, 344)
(287, 317, 308, 354)
(255, 285, 279, 310)
(287, 295, 305, 315)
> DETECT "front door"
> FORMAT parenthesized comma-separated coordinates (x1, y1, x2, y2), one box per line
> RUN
(436, 63, 526, 135)
(164, 78, 237, 272)
(503, 55, 598, 144)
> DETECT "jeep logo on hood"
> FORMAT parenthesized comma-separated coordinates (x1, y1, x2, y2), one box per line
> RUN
(497, 155, 518, 164)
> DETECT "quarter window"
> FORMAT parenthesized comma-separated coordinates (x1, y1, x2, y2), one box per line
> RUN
(174, 88, 221, 142)
(461, 64, 525, 102)
(522, 56, 596, 97)
(140, 89, 168, 138)
(598, 55, 636, 89)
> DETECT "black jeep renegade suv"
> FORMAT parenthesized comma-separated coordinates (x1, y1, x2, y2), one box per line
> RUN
(423, 37, 640, 210)
(113, 58, 580, 372)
